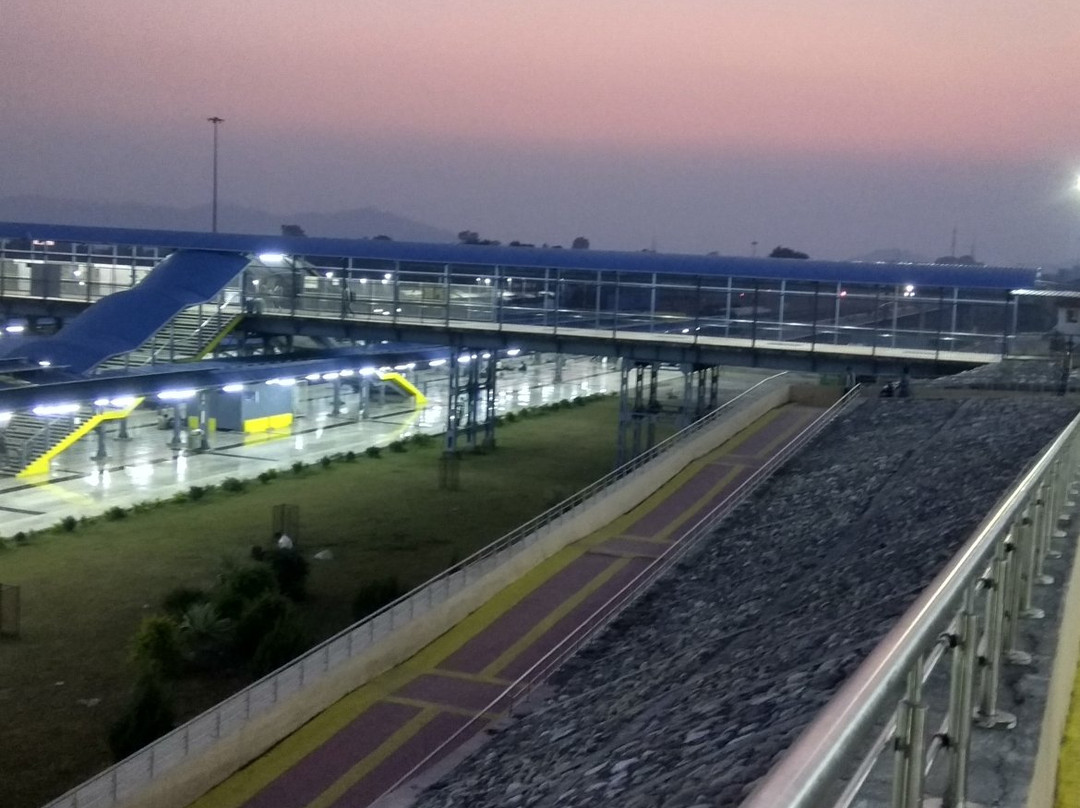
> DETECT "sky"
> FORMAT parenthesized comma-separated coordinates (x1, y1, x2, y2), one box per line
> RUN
(2, 0, 1079, 265)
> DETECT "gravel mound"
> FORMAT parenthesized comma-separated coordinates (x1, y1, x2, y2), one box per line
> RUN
(414, 397, 1078, 808)
(923, 358, 1080, 392)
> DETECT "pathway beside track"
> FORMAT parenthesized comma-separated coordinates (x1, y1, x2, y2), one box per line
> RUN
(190, 402, 826, 808)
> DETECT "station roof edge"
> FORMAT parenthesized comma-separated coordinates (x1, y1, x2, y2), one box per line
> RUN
(0, 220, 1038, 290)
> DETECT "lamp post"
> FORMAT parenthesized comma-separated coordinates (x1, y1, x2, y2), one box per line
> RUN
(207, 116, 224, 232)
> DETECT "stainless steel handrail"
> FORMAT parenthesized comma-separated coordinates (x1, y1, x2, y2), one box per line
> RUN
(741, 408, 1080, 808)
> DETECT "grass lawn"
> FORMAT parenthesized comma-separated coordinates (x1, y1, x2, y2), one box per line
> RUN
(0, 397, 678, 808)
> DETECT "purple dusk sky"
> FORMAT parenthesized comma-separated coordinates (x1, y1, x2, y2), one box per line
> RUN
(2, 0, 1079, 265)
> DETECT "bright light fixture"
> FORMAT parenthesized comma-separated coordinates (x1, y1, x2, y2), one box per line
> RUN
(158, 389, 197, 401)
(506, 348, 521, 357)
(0, 412, 11, 424)
(4, 325, 24, 333)
(258, 253, 286, 264)
(110, 397, 137, 408)
(93, 398, 110, 407)
(429, 358, 447, 367)
(305, 373, 321, 381)
(322, 372, 340, 380)
(38, 360, 52, 367)
(222, 383, 244, 393)
(32, 403, 79, 416)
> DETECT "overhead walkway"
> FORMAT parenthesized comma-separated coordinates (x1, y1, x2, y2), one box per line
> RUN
(0, 250, 248, 476)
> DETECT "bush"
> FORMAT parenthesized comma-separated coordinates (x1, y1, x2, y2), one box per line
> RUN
(234, 593, 292, 659)
(187, 485, 207, 500)
(257, 469, 278, 484)
(220, 477, 245, 493)
(250, 613, 309, 677)
(409, 433, 434, 448)
(388, 440, 407, 453)
(131, 616, 183, 678)
(291, 461, 305, 474)
(105, 506, 128, 520)
(107, 674, 176, 761)
(13, 531, 27, 545)
(162, 586, 208, 619)
(504, 411, 518, 422)
(365, 445, 382, 459)
(319, 455, 332, 469)
(60, 515, 77, 532)
(572, 396, 587, 406)
(351, 577, 404, 621)
(344, 450, 357, 462)
(179, 602, 233, 670)
(215, 562, 278, 619)
(267, 548, 309, 601)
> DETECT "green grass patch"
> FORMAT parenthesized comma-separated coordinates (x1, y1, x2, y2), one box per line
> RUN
(0, 396, 633, 808)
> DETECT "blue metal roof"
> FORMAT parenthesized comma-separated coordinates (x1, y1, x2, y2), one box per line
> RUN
(0, 221, 1038, 290)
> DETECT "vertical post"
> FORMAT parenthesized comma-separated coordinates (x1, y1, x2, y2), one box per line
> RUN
(942, 588, 978, 808)
(440, 352, 461, 490)
(197, 391, 211, 452)
(207, 116, 224, 233)
(975, 546, 1018, 729)
(891, 656, 926, 808)
(616, 356, 631, 467)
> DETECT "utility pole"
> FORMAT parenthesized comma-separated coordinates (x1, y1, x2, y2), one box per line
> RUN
(207, 116, 224, 233)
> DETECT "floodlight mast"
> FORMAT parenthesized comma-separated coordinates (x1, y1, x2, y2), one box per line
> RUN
(208, 116, 224, 233)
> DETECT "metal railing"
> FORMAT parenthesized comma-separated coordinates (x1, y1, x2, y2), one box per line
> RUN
(42, 373, 794, 808)
(742, 407, 1080, 808)
(370, 386, 863, 804)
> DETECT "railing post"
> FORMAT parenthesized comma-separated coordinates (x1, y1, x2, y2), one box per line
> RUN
(975, 546, 1017, 729)
(941, 588, 978, 808)
(891, 656, 926, 808)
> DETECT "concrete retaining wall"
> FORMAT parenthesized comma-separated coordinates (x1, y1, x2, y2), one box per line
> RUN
(123, 383, 794, 808)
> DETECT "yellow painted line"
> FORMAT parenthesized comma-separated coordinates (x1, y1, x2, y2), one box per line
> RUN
(482, 556, 633, 678)
(1056, 668, 1080, 807)
(383, 695, 505, 720)
(741, 406, 823, 460)
(649, 464, 747, 544)
(192, 403, 822, 808)
(422, 668, 510, 687)
(301, 706, 439, 808)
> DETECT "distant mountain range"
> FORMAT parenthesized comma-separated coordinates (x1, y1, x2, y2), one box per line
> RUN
(0, 195, 456, 243)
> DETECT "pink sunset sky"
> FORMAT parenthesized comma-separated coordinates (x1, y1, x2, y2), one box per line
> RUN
(2, 0, 1079, 264)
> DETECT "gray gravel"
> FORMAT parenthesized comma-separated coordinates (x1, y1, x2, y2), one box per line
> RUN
(413, 396, 1078, 808)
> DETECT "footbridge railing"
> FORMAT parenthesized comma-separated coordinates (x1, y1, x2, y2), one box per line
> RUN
(42, 372, 795, 808)
(742, 408, 1080, 808)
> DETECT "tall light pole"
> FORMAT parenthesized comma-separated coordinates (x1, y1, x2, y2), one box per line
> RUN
(207, 116, 224, 233)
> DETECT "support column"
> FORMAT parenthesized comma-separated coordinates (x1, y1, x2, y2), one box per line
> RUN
(169, 404, 184, 456)
(554, 352, 564, 384)
(974, 544, 1018, 729)
(360, 374, 371, 420)
(92, 410, 108, 464)
(440, 353, 462, 490)
(646, 361, 660, 448)
(616, 356, 631, 467)
(483, 352, 497, 450)
(331, 377, 344, 416)
(941, 587, 978, 808)
(197, 391, 211, 452)
(464, 354, 480, 451)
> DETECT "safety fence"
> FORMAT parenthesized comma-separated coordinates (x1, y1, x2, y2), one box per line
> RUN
(742, 408, 1080, 808)
(42, 373, 793, 808)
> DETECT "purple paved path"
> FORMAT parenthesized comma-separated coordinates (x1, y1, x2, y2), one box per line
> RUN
(234, 403, 826, 808)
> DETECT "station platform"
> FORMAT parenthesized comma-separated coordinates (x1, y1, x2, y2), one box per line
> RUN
(1, 357, 727, 538)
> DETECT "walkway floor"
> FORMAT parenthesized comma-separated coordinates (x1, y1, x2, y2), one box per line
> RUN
(189, 402, 826, 808)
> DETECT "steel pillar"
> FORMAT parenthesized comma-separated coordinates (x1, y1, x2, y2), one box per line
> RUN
(440, 353, 462, 490)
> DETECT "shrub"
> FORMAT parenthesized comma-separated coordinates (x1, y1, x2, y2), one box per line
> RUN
(351, 576, 404, 621)
(267, 548, 309, 601)
(162, 586, 208, 619)
(409, 433, 434, 448)
(233, 593, 292, 659)
(257, 469, 278, 484)
(107, 674, 176, 761)
(388, 440, 407, 453)
(364, 445, 382, 459)
(60, 515, 77, 532)
(105, 506, 128, 520)
(179, 602, 233, 670)
(344, 450, 357, 462)
(319, 455, 332, 469)
(219, 562, 277, 602)
(250, 613, 309, 677)
(504, 411, 518, 423)
(131, 616, 183, 678)
(171, 491, 189, 504)
(291, 461, 305, 474)
(13, 531, 28, 545)
(221, 477, 245, 493)
(572, 396, 587, 406)
(187, 485, 207, 500)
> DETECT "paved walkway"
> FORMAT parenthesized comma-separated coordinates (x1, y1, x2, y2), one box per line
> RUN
(190, 402, 825, 808)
